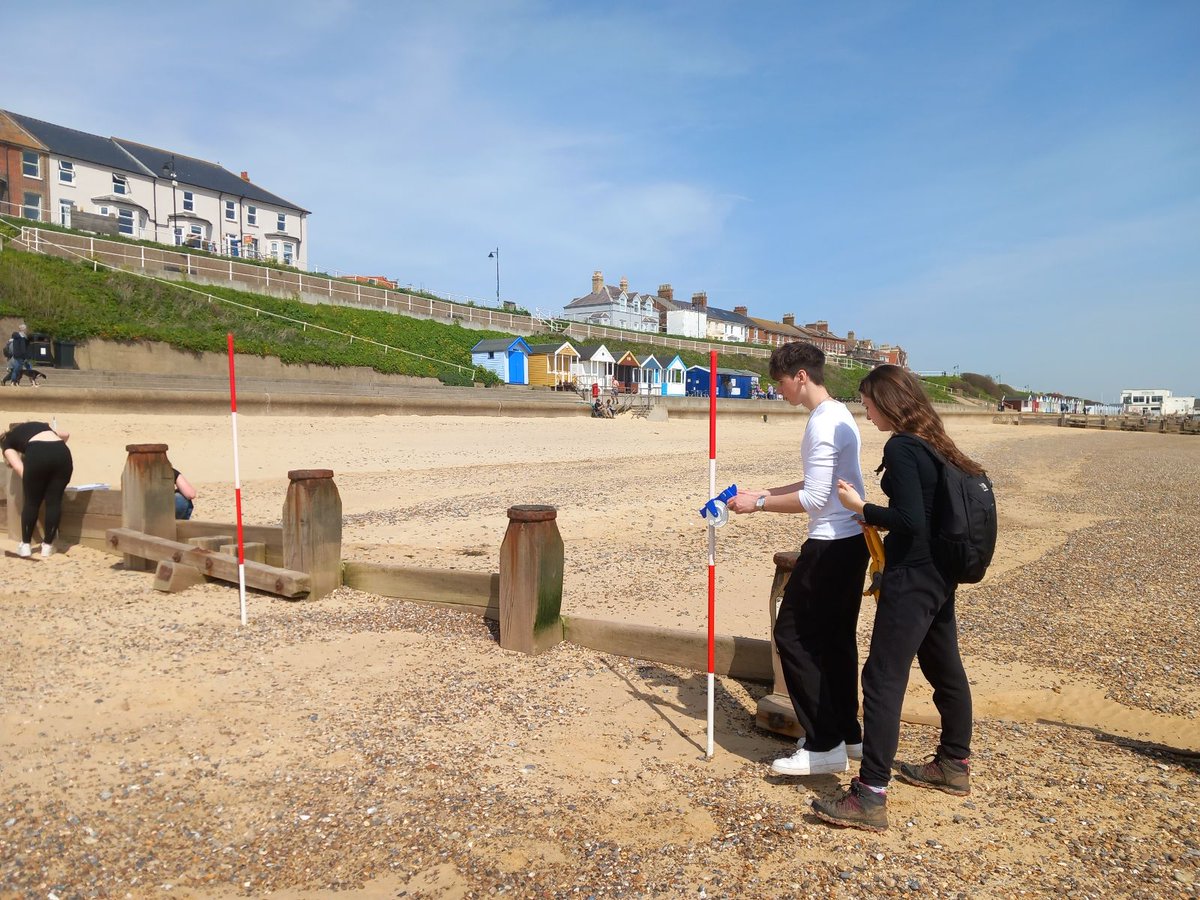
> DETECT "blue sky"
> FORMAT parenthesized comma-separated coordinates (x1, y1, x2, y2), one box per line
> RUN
(6, 1, 1197, 399)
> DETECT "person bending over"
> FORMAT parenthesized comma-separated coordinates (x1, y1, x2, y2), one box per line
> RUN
(1, 421, 73, 558)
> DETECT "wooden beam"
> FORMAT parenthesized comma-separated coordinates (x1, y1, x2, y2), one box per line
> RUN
(342, 561, 499, 618)
(562, 615, 773, 683)
(106, 527, 310, 598)
(176, 520, 283, 565)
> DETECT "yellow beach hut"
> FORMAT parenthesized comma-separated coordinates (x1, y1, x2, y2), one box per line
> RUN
(527, 341, 580, 388)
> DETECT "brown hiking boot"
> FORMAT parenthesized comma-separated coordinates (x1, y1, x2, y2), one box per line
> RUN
(812, 777, 888, 833)
(897, 750, 970, 796)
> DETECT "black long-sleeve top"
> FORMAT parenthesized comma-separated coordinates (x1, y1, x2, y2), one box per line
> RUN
(861, 433, 938, 568)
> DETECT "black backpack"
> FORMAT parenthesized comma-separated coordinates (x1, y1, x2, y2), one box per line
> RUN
(2, 339, 11, 360)
(911, 436, 997, 584)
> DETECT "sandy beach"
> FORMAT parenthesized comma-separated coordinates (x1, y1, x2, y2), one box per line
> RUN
(1, 409, 1197, 898)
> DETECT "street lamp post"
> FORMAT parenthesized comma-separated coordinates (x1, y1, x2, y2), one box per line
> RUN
(488, 247, 499, 305)
(161, 156, 178, 245)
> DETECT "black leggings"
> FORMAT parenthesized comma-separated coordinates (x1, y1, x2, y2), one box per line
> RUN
(21, 441, 73, 544)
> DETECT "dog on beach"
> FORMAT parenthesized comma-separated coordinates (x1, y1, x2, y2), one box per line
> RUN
(1, 367, 47, 387)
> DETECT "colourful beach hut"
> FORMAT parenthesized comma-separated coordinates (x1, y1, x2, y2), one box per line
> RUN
(614, 350, 642, 393)
(662, 354, 687, 396)
(527, 341, 581, 388)
(470, 337, 531, 385)
(639, 354, 663, 395)
(573, 343, 616, 392)
(686, 365, 757, 398)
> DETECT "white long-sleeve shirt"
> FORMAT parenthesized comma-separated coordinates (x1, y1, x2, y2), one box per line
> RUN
(798, 398, 865, 540)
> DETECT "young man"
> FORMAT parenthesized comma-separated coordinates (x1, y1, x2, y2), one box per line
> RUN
(728, 342, 869, 775)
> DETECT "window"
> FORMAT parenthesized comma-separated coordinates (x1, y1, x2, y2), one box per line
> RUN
(182, 190, 194, 212)
(225, 200, 236, 220)
(174, 227, 183, 245)
(190, 224, 202, 237)
(270, 241, 279, 259)
(97, 205, 110, 216)
(277, 212, 286, 231)
(22, 192, 41, 220)
(58, 160, 75, 184)
(22, 151, 40, 178)
(283, 242, 293, 264)
(247, 205, 257, 226)
(59, 200, 72, 227)
(117, 208, 135, 236)
(113, 173, 128, 195)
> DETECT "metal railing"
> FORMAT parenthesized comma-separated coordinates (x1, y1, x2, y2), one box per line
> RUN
(11, 225, 885, 375)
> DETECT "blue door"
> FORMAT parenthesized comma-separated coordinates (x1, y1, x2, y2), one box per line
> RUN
(508, 351, 526, 385)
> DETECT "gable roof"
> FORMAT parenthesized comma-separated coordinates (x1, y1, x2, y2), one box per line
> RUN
(471, 337, 530, 354)
(527, 341, 578, 356)
(565, 283, 658, 310)
(115, 138, 308, 212)
(1, 110, 308, 213)
(6, 111, 150, 174)
(572, 343, 613, 362)
(663, 354, 687, 369)
(748, 316, 807, 339)
(705, 305, 757, 327)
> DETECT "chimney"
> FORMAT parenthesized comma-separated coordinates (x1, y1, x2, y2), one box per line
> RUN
(592, 271, 604, 293)
(806, 320, 829, 333)
(619, 276, 629, 293)
(846, 330, 857, 350)
(733, 305, 748, 316)
(657, 283, 674, 303)
(691, 291, 708, 310)
(782, 313, 795, 327)
(240, 171, 250, 182)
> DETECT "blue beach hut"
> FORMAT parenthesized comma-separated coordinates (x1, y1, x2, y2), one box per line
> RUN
(471, 337, 531, 385)
(662, 355, 687, 396)
(686, 365, 757, 398)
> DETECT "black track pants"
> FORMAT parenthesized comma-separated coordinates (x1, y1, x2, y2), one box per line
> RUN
(773, 533, 869, 752)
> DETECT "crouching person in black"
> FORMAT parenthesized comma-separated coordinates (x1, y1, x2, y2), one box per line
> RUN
(1, 421, 73, 558)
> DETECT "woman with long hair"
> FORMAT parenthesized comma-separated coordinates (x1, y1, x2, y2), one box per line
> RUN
(812, 365, 984, 832)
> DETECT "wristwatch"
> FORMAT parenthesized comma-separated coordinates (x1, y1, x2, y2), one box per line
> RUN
(755, 495, 767, 511)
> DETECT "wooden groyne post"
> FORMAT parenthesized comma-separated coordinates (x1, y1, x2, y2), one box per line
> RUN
(121, 443, 175, 571)
(755, 551, 804, 738)
(499, 504, 564, 655)
(283, 468, 342, 600)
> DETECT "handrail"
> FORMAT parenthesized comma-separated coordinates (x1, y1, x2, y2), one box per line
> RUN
(10, 226, 474, 376)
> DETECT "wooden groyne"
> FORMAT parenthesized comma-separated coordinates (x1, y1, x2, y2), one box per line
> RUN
(993, 413, 1199, 434)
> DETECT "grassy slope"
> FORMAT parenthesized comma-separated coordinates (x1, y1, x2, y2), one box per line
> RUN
(0, 245, 956, 400)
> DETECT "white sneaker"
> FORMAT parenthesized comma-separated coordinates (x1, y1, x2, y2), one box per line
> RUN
(41, 543, 53, 558)
(846, 742, 863, 761)
(771, 742, 849, 776)
(17, 542, 31, 558)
